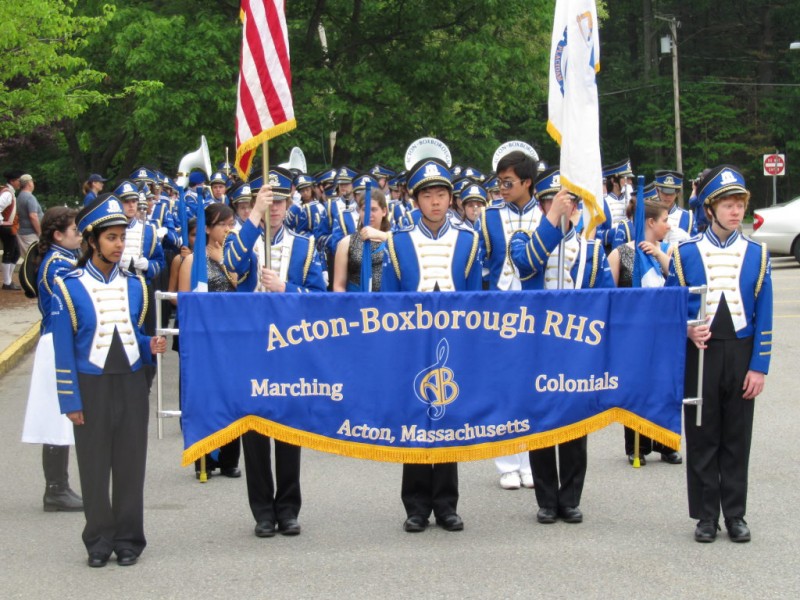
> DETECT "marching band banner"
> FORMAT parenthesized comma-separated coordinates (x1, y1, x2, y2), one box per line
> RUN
(178, 288, 688, 465)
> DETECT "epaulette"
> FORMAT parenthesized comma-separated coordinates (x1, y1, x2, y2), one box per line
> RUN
(286, 227, 311, 240)
(484, 204, 502, 212)
(394, 222, 415, 233)
(676, 234, 702, 248)
(452, 220, 477, 233)
(60, 269, 83, 280)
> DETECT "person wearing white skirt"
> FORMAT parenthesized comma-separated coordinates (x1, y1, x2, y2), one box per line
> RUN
(20, 206, 83, 511)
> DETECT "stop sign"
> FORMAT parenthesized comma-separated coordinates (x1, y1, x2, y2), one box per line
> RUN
(763, 154, 786, 176)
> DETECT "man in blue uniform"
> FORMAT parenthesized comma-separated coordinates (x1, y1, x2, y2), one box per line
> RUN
(508, 170, 614, 525)
(382, 156, 482, 533)
(224, 168, 325, 538)
(477, 150, 542, 292)
(666, 165, 772, 543)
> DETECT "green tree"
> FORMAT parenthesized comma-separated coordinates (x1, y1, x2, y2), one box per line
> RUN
(0, 0, 112, 138)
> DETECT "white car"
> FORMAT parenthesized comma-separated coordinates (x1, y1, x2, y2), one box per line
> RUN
(752, 197, 800, 263)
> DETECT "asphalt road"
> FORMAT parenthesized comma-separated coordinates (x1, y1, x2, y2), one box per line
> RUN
(2, 257, 799, 599)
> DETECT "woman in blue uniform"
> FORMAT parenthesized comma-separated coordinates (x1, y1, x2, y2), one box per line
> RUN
(332, 176, 390, 292)
(51, 194, 167, 568)
(178, 203, 242, 479)
(21, 207, 84, 512)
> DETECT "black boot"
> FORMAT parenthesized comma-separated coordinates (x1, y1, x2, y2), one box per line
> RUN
(42, 445, 83, 512)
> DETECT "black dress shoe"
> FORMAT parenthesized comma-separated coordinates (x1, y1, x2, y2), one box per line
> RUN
(116, 549, 138, 566)
(536, 507, 557, 524)
(254, 520, 276, 538)
(725, 517, 751, 543)
(559, 506, 583, 523)
(660, 451, 683, 464)
(694, 519, 719, 543)
(220, 467, 241, 478)
(278, 517, 301, 536)
(627, 454, 646, 466)
(87, 553, 109, 568)
(436, 513, 464, 532)
(403, 515, 429, 533)
(2, 282, 22, 291)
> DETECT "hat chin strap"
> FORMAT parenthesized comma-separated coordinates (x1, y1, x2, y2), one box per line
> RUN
(91, 237, 115, 265)
(707, 204, 730, 233)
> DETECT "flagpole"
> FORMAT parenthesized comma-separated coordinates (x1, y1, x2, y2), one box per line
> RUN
(557, 215, 567, 290)
(262, 141, 271, 273)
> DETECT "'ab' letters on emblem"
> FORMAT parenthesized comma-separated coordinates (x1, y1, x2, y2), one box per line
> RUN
(414, 339, 460, 420)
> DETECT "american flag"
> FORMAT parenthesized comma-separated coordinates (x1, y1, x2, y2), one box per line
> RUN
(235, 0, 296, 181)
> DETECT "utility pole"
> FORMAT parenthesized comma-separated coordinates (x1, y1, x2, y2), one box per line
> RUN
(656, 15, 683, 179)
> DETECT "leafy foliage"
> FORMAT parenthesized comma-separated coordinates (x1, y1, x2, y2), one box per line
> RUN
(0, 0, 112, 137)
(2, 0, 800, 209)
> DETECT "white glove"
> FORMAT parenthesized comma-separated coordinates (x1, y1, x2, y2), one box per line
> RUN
(156, 227, 168, 241)
(133, 256, 150, 272)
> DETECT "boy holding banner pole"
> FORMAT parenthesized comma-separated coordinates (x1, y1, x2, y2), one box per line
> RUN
(508, 169, 614, 524)
(223, 170, 326, 538)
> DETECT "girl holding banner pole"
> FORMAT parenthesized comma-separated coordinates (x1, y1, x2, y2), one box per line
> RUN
(332, 176, 390, 292)
(178, 204, 242, 479)
(607, 194, 683, 466)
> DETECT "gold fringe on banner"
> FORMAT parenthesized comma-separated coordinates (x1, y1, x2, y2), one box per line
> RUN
(181, 409, 680, 466)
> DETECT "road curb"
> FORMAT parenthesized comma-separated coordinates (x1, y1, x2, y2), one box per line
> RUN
(0, 322, 40, 378)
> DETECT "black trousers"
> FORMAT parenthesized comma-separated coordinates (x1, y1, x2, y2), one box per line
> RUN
(0, 225, 20, 264)
(684, 338, 754, 521)
(195, 438, 241, 472)
(242, 431, 301, 522)
(529, 437, 587, 509)
(624, 427, 674, 456)
(74, 371, 149, 557)
(401, 463, 458, 519)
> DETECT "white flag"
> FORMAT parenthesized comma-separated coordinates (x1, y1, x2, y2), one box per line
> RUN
(547, 0, 604, 238)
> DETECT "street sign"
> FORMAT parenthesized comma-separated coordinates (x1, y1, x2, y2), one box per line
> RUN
(763, 153, 786, 176)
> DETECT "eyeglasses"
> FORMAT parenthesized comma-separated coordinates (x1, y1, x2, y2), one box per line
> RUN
(499, 178, 526, 190)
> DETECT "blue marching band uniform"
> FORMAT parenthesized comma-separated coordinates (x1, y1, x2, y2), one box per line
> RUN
(381, 157, 481, 533)
(666, 165, 771, 543)
(224, 168, 326, 537)
(51, 195, 157, 566)
(37, 138, 773, 556)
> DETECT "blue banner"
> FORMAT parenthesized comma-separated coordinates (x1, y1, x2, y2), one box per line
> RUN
(178, 288, 688, 465)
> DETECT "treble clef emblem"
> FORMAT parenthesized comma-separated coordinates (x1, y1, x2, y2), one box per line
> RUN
(413, 339, 460, 420)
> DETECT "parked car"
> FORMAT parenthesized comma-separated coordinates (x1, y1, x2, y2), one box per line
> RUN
(752, 197, 800, 263)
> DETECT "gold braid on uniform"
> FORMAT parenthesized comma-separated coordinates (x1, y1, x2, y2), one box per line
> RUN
(147, 223, 157, 257)
(480, 206, 491, 259)
(55, 277, 78, 333)
(673, 245, 687, 287)
(465, 230, 479, 279)
(302, 236, 314, 283)
(41, 254, 76, 297)
(137, 274, 148, 329)
(387, 232, 401, 281)
(589, 239, 601, 288)
(755, 243, 767, 298)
